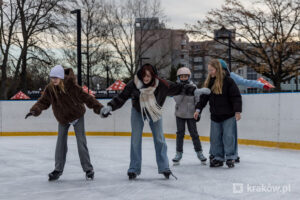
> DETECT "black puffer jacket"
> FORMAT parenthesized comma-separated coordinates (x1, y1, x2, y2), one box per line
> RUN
(196, 75, 242, 122)
(108, 66, 196, 113)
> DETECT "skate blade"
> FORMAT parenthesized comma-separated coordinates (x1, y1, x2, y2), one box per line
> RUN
(48, 178, 59, 181)
(201, 160, 207, 165)
(173, 161, 180, 166)
(86, 176, 94, 181)
(48, 175, 60, 181)
(128, 175, 137, 180)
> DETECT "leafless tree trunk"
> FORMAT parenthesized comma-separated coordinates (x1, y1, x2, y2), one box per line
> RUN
(0, 0, 19, 99)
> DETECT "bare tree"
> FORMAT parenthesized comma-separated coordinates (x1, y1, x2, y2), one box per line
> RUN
(8, 0, 70, 94)
(190, 0, 300, 91)
(59, 0, 111, 86)
(103, 0, 169, 79)
(99, 50, 123, 81)
(0, 0, 19, 99)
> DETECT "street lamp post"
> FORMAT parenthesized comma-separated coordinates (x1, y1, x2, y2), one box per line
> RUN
(139, 57, 150, 69)
(82, 52, 90, 94)
(70, 9, 82, 86)
(215, 26, 232, 71)
(228, 31, 232, 72)
(106, 66, 109, 89)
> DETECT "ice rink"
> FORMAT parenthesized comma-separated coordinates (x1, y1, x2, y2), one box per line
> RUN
(0, 136, 299, 200)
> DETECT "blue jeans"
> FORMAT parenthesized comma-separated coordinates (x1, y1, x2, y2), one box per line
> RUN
(209, 116, 237, 161)
(234, 126, 238, 157)
(128, 108, 170, 175)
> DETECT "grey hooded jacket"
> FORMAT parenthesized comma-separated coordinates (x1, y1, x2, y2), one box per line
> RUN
(174, 80, 198, 119)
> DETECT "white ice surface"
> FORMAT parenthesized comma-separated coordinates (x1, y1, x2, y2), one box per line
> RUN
(0, 136, 299, 200)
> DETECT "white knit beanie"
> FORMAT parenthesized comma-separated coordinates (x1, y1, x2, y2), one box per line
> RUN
(50, 65, 64, 79)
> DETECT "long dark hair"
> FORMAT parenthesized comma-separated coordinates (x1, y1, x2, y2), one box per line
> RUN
(141, 64, 168, 87)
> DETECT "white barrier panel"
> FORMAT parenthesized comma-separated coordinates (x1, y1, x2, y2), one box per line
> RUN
(1, 93, 300, 145)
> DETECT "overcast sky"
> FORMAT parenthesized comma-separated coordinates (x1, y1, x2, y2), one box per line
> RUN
(161, 0, 255, 29)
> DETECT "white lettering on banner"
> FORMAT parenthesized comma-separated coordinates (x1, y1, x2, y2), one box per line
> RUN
(233, 183, 291, 194)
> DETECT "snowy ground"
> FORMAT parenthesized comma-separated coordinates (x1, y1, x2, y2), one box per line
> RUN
(0, 136, 299, 200)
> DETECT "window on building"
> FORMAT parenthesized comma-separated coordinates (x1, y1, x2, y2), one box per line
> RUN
(247, 88, 258, 94)
(247, 67, 257, 80)
(135, 22, 141, 28)
(193, 73, 203, 79)
(238, 69, 243, 75)
(194, 65, 203, 70)
(194, 57, 202, 62)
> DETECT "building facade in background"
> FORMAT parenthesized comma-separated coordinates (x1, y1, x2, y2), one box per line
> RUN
(135, 18, 190, 79)
(135, 18, 300, 92)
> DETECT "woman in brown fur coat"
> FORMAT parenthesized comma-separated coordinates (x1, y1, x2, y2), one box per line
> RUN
(25, 65, 105, 181)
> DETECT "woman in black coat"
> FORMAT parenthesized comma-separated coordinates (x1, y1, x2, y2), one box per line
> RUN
(195, 59, 242, 168)
(101, 63, 210, 179)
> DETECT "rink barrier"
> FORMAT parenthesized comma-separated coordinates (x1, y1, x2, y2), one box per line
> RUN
(2, 93, 300, 151)
(1, 131, 300, 150)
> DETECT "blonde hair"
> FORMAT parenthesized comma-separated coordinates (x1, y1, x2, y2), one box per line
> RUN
(49, 79, 65, 99)
(204, 59, 225, 95)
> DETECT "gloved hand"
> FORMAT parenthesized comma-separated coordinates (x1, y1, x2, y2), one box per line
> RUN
(194, 88, 211, 102)
(263, 85, 271, 90)
(25, 111, 35, 119)
(100, 106, 112, 118)
(194, 109, 201, 122)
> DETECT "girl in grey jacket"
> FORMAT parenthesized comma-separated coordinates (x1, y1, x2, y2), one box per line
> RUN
(172, 67, 209, 165)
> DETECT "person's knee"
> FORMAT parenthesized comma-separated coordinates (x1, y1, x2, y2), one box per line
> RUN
(154, 136, 166, 147)
(75, 135, 87, 143)
(190, 132, 200, 139)
(211, 135, 221, 145)
(131, 134, 142, 143)
(131, 140, 142, 149)
(176, 131, 185, 138)
(224, 134, 235, 146)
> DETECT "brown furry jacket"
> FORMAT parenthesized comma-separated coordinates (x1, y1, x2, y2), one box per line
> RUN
(30, 68, 103, 125)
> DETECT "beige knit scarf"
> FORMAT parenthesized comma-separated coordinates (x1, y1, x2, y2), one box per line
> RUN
(134, 75, 162, 122)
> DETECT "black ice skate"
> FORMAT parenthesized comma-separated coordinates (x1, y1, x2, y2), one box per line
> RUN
(128, 172, 137, 180)
(86, 170, 94, 180)
(226, 159, 235, 168)
(209, 159, 224, 167)
(48, 170, 62, 181)
(162, 170, 177, 180)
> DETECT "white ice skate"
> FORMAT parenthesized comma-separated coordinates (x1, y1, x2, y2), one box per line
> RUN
(172, 151, 183, 166)
(196, 151, 207, 165)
